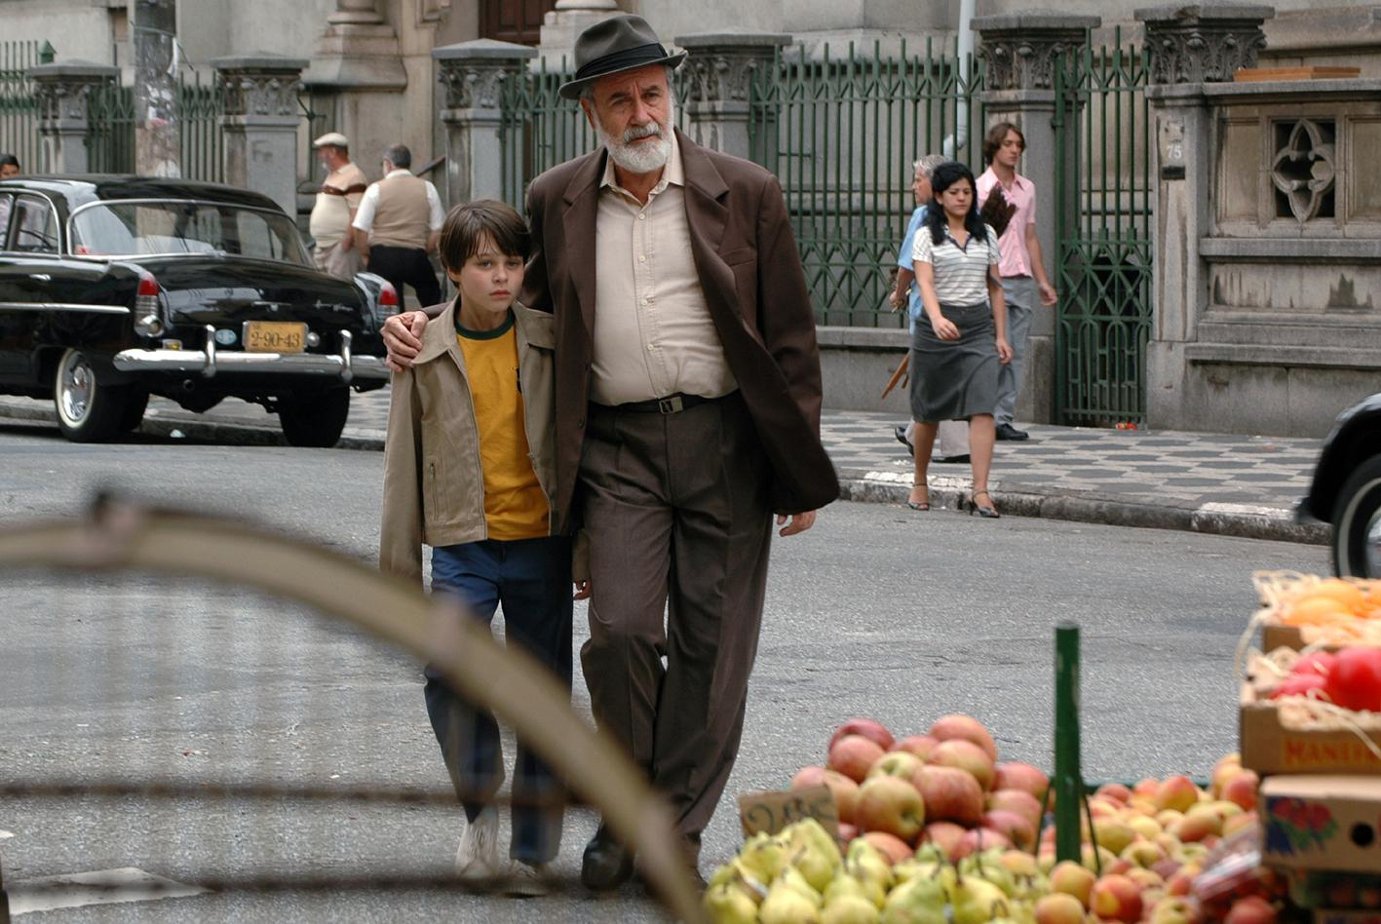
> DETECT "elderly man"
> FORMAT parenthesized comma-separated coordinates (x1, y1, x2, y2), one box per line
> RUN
(308, 133, 368, 279)
(382, 13, 838, 890)
(351, 144, 444, 307)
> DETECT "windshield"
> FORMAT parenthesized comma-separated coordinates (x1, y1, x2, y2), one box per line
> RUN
(70, 200, 311, 266)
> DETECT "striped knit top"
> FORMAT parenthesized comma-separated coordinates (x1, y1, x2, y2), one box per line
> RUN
(912, 223, 1002, 305)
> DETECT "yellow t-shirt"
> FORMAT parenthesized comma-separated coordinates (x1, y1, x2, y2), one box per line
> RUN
(456, 312, 549, 540)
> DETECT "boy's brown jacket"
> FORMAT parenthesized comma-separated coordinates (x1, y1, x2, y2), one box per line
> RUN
(379, 299, 560, 586)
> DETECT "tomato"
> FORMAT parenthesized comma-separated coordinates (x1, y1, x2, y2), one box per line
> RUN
(1323, 647, 1381, 712)
(1269, 673, 1328, 699)
(1291, 651, 1337, 677)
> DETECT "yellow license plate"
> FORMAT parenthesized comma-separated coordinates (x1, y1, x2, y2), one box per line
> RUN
(243, 321, 307, 353)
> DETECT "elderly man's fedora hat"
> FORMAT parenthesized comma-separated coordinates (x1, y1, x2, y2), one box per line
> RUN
(557, 14, 686, 100)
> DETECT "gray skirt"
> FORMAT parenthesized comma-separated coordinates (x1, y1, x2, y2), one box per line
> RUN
(909, 301, 1000, 423)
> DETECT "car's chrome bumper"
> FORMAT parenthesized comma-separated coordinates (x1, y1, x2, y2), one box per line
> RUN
(113, 326, 388, 384)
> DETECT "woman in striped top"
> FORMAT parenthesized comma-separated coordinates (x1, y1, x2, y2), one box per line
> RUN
(908, 161, 1013, 518)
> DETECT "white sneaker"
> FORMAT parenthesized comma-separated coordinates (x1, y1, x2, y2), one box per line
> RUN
(454, 805, 501, 880)
(505, 861, 551, 898)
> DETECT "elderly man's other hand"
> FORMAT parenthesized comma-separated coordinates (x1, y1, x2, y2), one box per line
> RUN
(383, 311, 429, 372)
(776, 510, 817, 537)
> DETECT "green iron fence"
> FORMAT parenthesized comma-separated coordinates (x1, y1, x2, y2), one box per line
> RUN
(87, 74, 226, 180)
(0, 40, 53, 174)
(750, 40, 985, 327)
(1053, 32, 1153, 426)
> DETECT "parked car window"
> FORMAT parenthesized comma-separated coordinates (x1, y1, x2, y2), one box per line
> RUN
(11, 196, 58, 254)
(70, 200, 312, 267)
(0, 194, 12, 250)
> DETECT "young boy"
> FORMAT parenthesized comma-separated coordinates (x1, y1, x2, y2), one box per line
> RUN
(379, 199, 581, 896)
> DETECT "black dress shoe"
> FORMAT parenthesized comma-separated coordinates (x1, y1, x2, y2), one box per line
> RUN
(935, 453, 971, 464)
(582, 826, 635, 891)
(893, 424, 914, 456)
(995, 423, 1029, 441)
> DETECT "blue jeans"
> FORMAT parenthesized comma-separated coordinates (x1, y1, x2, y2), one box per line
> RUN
(425, 536, 573, 864)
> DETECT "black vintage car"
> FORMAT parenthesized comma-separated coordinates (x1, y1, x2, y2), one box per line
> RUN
(0, 176, 397, 446)
(1299, 393, 1381, 578)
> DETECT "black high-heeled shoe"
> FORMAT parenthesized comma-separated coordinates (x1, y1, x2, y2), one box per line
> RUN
(967, 490, 1000, 518)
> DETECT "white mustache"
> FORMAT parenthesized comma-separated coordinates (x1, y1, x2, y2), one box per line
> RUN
(622, 122, 662, 143)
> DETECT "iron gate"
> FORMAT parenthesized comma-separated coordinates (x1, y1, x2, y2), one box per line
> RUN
(0, 41, 53, 174)
(1053, 31, 1153, 426)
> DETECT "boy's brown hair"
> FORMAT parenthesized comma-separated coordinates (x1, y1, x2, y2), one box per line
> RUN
(437, 199, 531, 272)
(982, 120, 1025, 166)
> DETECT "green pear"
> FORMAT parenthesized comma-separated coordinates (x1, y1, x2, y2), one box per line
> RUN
(880, 876, 948, 924)
(788, 818, 844, 892)
(761, 877, 823, 924)
(822, 893, 883, 924)
(845, 839, 894, 908)
(912, 842, 947, 864)
(777, 864, 824, 907)
(959, 854, 1017, 898)
(948, 874, 1012, 924)
(738, 831, 789, 883)
(823, 871, 868, 904)
(703, 881, 761, 924)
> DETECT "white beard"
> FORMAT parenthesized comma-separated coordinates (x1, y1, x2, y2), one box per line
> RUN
(597, 108, 674, 175)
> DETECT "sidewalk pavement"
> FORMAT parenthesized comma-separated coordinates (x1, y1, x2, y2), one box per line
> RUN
(0, 387, 1328, 545)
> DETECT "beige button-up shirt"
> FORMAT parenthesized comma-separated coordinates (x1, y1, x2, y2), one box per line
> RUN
(590, 132, 737, 406)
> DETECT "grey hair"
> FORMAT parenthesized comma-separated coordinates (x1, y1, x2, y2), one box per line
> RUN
(912, 154, 948, 179)
(578, 64, 679, 104)
(383, 144, 412, 169)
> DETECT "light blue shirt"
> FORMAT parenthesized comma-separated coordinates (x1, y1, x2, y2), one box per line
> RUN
(896, 205, 928, 327)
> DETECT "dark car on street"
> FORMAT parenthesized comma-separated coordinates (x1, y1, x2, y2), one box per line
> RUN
(1300, 393, 1381, 578)
(0, 176, 398, 446)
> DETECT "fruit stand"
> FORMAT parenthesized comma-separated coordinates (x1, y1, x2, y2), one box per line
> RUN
(704, 573, 1381, 924)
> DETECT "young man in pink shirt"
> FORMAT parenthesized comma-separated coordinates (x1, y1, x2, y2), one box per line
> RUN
(975, 121, 1058, 441)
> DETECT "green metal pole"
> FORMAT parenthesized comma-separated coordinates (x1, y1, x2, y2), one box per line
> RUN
(1054, 622, 1083, 864)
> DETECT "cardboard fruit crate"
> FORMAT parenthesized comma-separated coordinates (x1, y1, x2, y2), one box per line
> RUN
(1261, 775, 1381, 874)
(1240, 682, 1381, 775)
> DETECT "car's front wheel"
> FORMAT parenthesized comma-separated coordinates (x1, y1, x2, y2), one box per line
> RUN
(1332, 454, 1381, 578)
(278, 386, 350, 448)
(53, 348, 134, 443)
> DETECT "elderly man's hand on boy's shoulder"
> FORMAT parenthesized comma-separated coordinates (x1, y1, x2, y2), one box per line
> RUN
(383, 311, 429, 372)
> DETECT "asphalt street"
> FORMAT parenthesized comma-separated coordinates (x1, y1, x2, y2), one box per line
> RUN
(0, 421, 1330, 921)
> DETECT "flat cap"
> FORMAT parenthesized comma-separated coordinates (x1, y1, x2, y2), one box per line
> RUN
(312, 132, 349, 149)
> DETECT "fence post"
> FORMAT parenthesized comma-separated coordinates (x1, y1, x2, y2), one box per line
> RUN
(973, 13, 1099, 426)
(212, 55, 308, 219)
(432, 40, 537, 208)
(674, 31, 790, 164)
(1136, 4, 1273, 431)
(29, 62, 119, 175)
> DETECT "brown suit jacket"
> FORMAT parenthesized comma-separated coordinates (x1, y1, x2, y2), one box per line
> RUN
(521, 130, 839, 533)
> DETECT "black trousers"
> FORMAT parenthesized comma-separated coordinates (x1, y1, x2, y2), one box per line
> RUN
(367, 244, 440, 307)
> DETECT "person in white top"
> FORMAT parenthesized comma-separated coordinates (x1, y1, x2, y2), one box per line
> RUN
(307, 133, 368, 280)
(351, 144, 446, 306)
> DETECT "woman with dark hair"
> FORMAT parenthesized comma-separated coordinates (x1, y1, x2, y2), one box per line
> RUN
(0, 154, 20, 179)
(907, 161, 1012, 518)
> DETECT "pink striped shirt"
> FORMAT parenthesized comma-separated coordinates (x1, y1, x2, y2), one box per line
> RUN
(976, 168, 1037, 279)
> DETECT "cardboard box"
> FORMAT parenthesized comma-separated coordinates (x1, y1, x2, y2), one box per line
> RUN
(1261, 775, 1381, 873)
(1262, 623, 1306, 652)
(1240, 682, 1381, 775)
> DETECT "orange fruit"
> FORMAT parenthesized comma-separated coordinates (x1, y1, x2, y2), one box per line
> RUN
(1282, 595, 1353, 626)
(1309, 579, 1369, 614)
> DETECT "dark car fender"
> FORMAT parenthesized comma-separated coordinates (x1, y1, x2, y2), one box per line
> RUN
(1300, 392, 1381, 523)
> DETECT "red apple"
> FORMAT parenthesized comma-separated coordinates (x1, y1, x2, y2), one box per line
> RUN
(791, 765, 861, 826)
(987, 788, 1044, 830)
(1095, 781, 1133, 804)
(928, 738, 996, 790)
(912, 764, 984, 826)
(953, 826, 1012, 859)
(1221, 769, 1259, 812)
(982, 809, 1037, 850)
(828, 734, 886, 783)
(920, 820, 967, 860)
(1153, 775, 1201, 813)
(1036, 892, 1088, 924)
(868, 751, 924, 782)
(837, 822, 859, 845)
(928, 713, 998, 761)
(829, 717, 895, 753)
(1050, 860, 1096, 907)
(1090, 873, 1144, 924)
(855, 775, 926, 843)
(994, 761, 1050, 800)
(890, 735, 939, 761)
(861, 830, 913, 865)
(1223, 896, 1276, 924)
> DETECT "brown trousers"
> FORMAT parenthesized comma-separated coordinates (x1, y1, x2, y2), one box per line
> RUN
(579, 392, 774, 851)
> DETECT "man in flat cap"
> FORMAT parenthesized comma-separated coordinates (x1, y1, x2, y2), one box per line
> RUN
(308, 133, 368, 279)
(382, 14, 838, 889)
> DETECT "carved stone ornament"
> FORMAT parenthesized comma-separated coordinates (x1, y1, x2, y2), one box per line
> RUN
(1135, 6, 1273, 85)
(1270, 119, 1335, 223)
(220, 71, 303, 117)
(980, 31, 1088, 92)
(682, 50, 762, 104)
(28, 65, 119, 123)
(436, 60, 512, 110)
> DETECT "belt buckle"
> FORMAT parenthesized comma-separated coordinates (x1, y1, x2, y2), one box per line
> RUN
(657, 395, 684, 414)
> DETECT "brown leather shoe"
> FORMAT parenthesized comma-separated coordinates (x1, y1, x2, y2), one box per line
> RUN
(581, 826, 635, 891)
